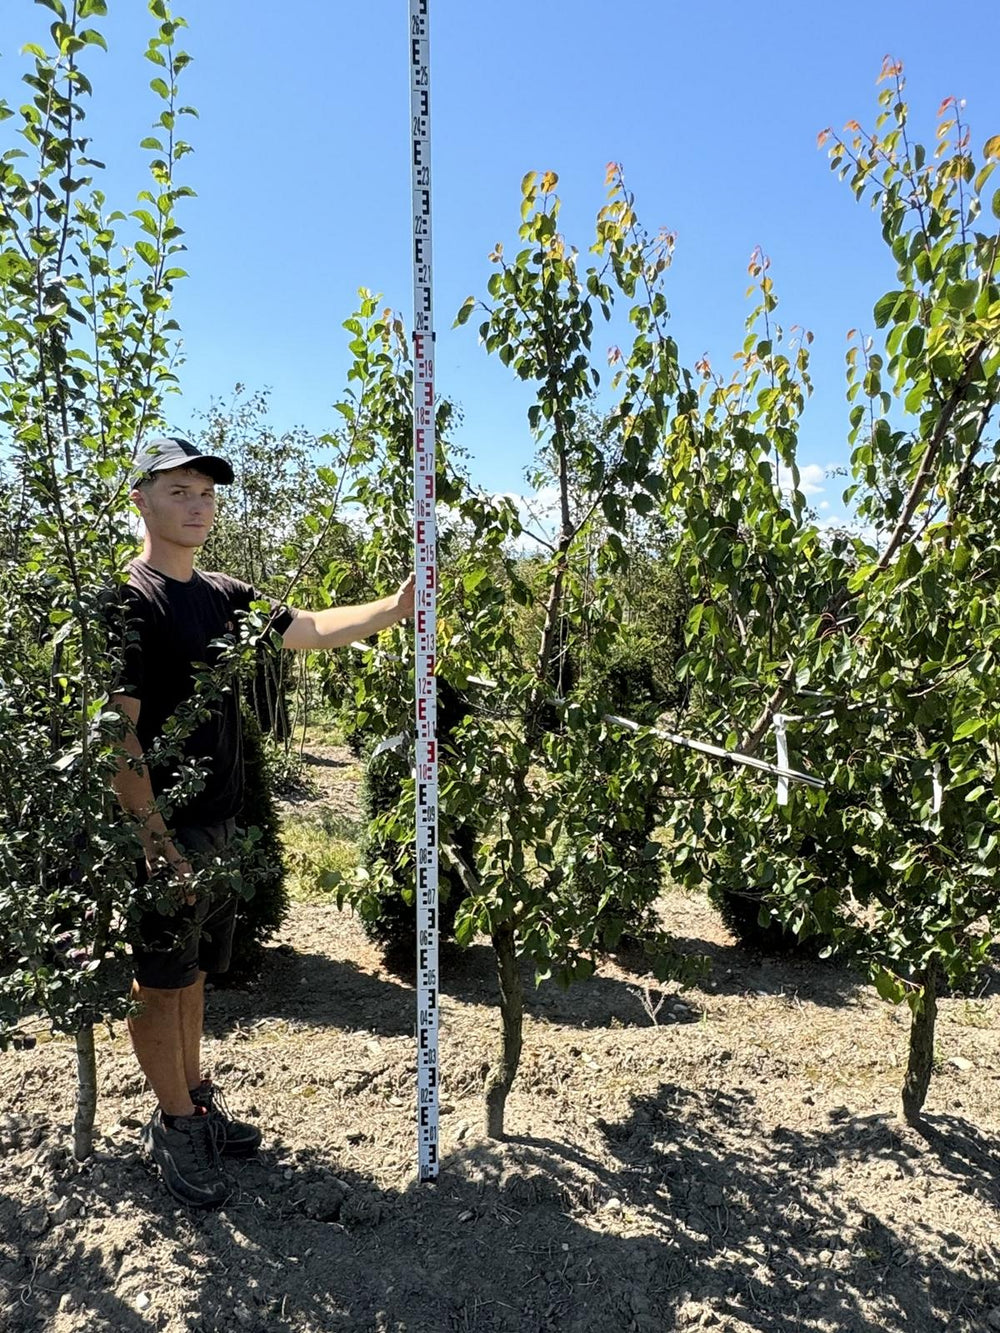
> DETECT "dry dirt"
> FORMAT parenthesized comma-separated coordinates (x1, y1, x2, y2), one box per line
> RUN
(2, 745, 999, 1333)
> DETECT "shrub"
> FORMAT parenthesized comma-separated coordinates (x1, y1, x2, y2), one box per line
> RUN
(706, 842, 831, 958)
(218, 711, 289, 984)
(354, 678, 474, 971)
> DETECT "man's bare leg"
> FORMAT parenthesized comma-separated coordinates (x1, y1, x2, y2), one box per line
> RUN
(180, 971, 206, 1093)
(128, 980, 196, 1117)
(130, 975, 228, 1208)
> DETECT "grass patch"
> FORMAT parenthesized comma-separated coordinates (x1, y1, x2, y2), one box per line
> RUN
(283, 811, 360, 901)
(951, 998, 993, 1029)
(300, 753, 363, 787)
(301, 709, 348, 748)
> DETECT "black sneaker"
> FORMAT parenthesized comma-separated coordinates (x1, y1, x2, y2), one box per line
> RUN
(141, 1106, 229, 1209)
(190, 1078, 262, 1158)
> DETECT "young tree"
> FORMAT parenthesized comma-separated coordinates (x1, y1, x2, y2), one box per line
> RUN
(662, 63, 1000, 1123)
(338, 174, 702, 1139)
(0, 0, 198, 1158)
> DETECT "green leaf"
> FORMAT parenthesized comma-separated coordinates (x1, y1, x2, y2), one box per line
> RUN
(903, 325, 924, 358)
(873, 290, 903, 328)
(953, 717, 986, 741)
(847, 563, 878, 591)
(685, 603, 705, 642)
(874, 969, 905, 1004)
(453, 295, 475, 327)
(947, 280, 977, 312)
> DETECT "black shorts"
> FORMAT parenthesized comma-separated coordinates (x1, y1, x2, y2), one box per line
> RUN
(131, 819, 239, 990)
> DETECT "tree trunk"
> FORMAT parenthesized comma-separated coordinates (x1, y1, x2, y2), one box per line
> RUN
(484, 924, 523, 1139)
(528, 409, 573, 741)
(902, 963, 940, 1125)
(73, 1025, 98, 1161)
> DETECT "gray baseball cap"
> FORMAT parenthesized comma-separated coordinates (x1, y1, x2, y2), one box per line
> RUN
(132, 435, 234, 485)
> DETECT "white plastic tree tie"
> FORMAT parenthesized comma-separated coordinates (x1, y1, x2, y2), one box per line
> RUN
(773, 713, 789, 806)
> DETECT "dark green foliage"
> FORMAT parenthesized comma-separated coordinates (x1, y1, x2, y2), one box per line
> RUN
(706, 843, 825, 958)
(356, 679, 474, 971)
(340, 681, 372, 759)
(581, 630, 662, 725)
(609, 555, 688, 717)
(0, 681, 139, 1039)
(710, 881, 816, 957)
(563, 799, 664, 951)
(218, 711, 289, 984)
(551, 710, 671, 959)
(565, 584, 686, 940)
(248, 641, 294, 743)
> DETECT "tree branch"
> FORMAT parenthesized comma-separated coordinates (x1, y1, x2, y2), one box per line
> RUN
(741, 340, 986, 757)
(877, 341, 985, 572)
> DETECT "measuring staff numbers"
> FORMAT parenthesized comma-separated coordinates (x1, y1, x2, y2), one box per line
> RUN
(409, 0, 440, 1182)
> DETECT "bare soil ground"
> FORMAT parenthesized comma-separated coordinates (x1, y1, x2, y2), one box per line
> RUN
(2, 744, 999, 1333)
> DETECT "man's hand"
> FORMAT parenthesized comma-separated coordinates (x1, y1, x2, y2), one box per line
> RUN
(395, 572, 416, 620)
(146, 852, 196, 906)
(110, 696, 197, 900)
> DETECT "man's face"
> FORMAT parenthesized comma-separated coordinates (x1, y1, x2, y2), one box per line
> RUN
(133, 467, 218, 547)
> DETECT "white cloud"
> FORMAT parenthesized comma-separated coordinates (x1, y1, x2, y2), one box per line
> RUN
(762, 457, 830, 502)
(495, 485, 561, 548)
(797, 463, 828, 497)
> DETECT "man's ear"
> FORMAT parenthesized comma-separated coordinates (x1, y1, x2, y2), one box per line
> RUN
(131, 486, 148, 517)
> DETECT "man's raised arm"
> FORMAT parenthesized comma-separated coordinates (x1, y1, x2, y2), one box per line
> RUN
(281, 574, 415, 652)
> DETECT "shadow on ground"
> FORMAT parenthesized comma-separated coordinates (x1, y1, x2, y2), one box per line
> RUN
(206, 917, 865, 1044)
(3, 1085, 996, 1333)
(205, 939, 696, 1040)
(611, 927, 864, 1008)
(222, 1087, 1000, 1333)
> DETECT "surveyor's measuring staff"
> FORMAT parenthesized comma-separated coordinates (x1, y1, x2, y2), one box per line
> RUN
(409, 0, 439, 1183)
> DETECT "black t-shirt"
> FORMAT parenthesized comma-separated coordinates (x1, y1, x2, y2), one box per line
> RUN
(108, 560, 293, 825)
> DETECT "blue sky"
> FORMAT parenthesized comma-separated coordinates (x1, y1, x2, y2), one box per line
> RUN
(4, 0, 999, 519)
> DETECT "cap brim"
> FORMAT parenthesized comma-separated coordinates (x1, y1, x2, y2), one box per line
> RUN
(173, 454, 234, 484)
(138, 454, 234, 485)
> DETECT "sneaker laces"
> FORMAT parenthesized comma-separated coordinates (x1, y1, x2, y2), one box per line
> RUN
(185, 1107, 224, 1174)
(200, 1080, 233, 1121)
(195, 1080, 232, 1149)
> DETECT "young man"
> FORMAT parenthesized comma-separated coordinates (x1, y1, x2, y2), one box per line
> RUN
(110, 435, 414, 1208)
